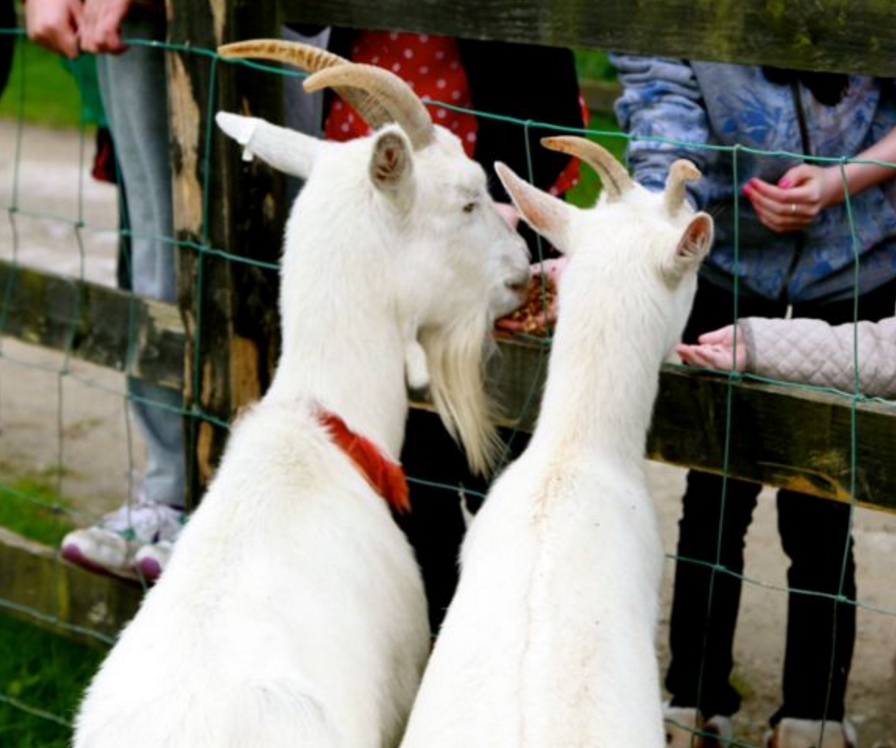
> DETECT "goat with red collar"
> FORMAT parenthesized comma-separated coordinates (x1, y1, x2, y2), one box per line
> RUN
(72, 41, 530, 748)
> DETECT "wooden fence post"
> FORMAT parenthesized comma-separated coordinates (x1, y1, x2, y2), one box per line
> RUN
(166, 2, 287, 506)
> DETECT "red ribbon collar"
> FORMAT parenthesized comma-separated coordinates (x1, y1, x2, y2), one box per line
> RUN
(316, 408, 410, 513)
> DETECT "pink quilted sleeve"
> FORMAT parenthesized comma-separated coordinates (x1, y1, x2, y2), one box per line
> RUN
(740, 316, 896, 398)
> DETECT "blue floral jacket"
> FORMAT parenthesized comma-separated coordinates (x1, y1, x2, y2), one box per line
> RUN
(611, 56, 896, 304)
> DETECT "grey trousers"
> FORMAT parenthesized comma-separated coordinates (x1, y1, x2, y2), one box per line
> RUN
(96, 11, 184, 508)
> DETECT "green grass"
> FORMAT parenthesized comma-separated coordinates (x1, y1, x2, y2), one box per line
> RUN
(0, 473, 105, 748)
(0, 35, 89, 129)
(0, 613, 105, 748)
(575, 49, 617, 81)
(0, 473, 76, 546)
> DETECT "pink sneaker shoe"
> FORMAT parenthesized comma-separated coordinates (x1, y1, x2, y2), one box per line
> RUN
(133, 539, 176, 582)
(61, 500, 184, 579)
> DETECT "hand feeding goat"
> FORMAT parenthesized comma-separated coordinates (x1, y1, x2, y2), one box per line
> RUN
(399, 138, 714, 748)
(72, 40, 530, 748)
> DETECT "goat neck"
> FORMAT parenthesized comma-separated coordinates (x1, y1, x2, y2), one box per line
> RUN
(264, 160, 410, 460)
(529, 238, 672, 467)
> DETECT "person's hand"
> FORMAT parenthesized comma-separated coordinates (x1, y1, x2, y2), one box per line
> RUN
(675, 324, 749, 372)
(495, 257, 567, 334)
(742, 164, 843, 234)
(25, 0, 84, 59)
(79, 0, 132, 54)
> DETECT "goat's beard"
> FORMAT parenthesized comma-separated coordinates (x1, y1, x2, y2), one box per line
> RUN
(420, 313, 502, 477)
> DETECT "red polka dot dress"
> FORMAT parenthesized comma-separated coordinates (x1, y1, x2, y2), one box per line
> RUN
(323, 31, 585, 196)
(324, 31, 479, 156)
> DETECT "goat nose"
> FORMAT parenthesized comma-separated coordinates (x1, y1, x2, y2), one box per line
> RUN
(506, 267, 530, 295)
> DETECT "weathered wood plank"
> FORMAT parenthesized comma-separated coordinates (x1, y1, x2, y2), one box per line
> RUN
(650, 366, 896, 511)
(283, 0, 896, 78)
(0, 260, 184, 390)
(0, 526, 142, 647)
(2, 262, 892, 510)
(484, 337, 896, 512)
(167, 0, 286, 505)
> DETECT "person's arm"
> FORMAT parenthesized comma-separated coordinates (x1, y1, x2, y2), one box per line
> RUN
(744, 123, 896, 233)
(25, 0, 83, 59)
(610, 55, 710, 205)
(677, 316, 896, 397)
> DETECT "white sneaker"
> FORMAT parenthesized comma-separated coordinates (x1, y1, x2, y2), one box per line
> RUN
(665, 705, 734, 748)
(766, 718, 858, 748)
(61, 500, 185, 579)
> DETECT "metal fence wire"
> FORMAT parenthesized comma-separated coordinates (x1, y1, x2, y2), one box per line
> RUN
(1, 29, 895, 748)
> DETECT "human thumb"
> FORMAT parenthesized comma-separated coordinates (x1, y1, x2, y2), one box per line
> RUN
(778, 164, 814, 189)
(697, 324, 735, 346)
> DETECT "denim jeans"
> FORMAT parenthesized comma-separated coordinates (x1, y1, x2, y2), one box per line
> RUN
(96, 10, 184, 508)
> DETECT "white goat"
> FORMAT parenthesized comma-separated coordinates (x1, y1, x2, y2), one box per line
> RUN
(72, 41, 529, 748)
(399, 138, 714, 748)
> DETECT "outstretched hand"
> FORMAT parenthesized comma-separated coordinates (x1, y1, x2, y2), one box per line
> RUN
(742, 164, 844, 234)
(675, 324, 748, 372)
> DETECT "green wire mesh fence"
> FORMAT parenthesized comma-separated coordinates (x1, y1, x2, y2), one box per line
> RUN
(1, 27, 895, 748)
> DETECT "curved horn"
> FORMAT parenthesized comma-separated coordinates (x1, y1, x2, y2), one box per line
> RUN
(541, 136, 635, 202)
(217, 39, 393, 130)
(664, 159, 702, 216)
(304, 64, 435, 150)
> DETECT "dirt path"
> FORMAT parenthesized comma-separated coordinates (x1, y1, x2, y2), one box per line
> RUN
(0, 119, 144, 520)
(1, 120, 895, 746)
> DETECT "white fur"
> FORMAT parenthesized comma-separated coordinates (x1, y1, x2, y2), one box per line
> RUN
(73, 113, 529, 748)
(399, 161, 713, 748)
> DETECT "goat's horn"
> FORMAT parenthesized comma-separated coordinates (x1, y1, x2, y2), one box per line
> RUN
(541, 136, 635, 202)
(304, 64, 435, 151)
(217, 39, 393, 131)
(664, 159, 702, 216)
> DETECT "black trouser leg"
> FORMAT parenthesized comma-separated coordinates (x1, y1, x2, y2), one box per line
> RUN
(775, 490, 855, 723)
(666, 471, 762, 716)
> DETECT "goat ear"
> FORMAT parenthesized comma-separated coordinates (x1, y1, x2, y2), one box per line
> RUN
(369, 130, 414, 201)
(495, 162, 575, 253)
(667, 212, 713, 280)
(677, 212, 714, 262)
(216, 111, 319, 179)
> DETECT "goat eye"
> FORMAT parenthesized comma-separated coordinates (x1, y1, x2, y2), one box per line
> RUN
(463, 201, 477, 214)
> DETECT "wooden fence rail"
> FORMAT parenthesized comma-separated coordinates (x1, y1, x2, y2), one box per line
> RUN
(3, 260, 894, 510)
(284, 0, 896, 78)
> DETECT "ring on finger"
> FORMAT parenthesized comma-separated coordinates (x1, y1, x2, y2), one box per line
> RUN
(790, 202, 797, 215)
